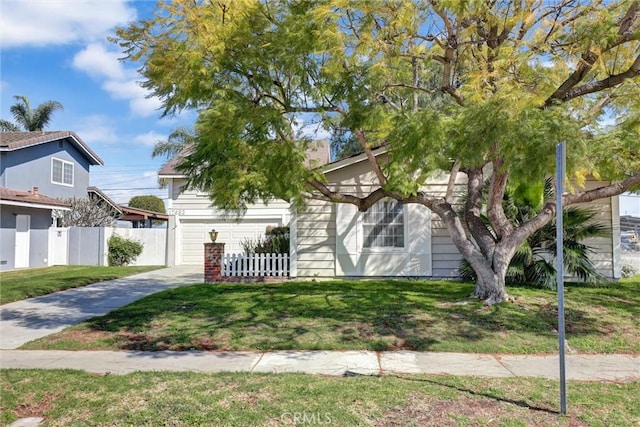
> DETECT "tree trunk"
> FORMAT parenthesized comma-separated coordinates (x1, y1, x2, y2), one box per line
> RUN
(469, 256, 511, 305)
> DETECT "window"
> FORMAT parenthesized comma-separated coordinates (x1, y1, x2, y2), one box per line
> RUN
(52, 158, 74, 186)
(362, 199, 405, 248)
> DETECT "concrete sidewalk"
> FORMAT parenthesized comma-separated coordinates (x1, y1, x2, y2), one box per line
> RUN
(0, 266, 203, 349)
(1, 350, 638, 381)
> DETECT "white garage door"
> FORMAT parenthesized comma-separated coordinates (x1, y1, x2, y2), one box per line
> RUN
(180, 218, 282, 265)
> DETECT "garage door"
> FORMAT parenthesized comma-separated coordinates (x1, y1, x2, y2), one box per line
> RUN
(180, 218, 282, 265)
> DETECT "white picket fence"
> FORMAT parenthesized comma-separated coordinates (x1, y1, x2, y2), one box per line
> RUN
(223, 253, 289, 277)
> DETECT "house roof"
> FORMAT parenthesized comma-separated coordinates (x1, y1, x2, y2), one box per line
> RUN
(87, 186, 123, 215)
(157, 140, 332, 179)
(320, 145, 388, 174)
(0, 186, 70, 210)
(0, 131, 104, 166)
(119, 205, 169, 222)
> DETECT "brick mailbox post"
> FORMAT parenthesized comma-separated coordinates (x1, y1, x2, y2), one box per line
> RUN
(204, 242, 225, 283)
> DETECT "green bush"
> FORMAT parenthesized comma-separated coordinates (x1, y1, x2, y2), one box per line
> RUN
(241, 226, 290, 254)
(108, 234, 143, 266)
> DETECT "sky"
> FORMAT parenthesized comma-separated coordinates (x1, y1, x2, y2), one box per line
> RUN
(1, 0, 638, 216)
(1, 0, 195, 205)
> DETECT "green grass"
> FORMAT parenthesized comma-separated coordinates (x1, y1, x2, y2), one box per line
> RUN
(0, 265, 163, 304)
(1, 370, 638, 426)
(22, 276, 640, 354)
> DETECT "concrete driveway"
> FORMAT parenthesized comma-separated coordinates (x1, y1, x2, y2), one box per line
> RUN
(0, 266, 203, 349)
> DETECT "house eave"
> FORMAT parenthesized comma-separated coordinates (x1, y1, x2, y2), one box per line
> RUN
(320, 146, 388, 174)
(0, 199, 70, 211)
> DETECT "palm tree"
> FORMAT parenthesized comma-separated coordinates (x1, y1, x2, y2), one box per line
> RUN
(152, 127, 195, 188)
(0, 119, 20, 132)
(1, 95, 63, 132)
(152, 127, 195, 160)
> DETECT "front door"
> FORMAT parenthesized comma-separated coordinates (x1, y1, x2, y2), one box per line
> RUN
(15, 214, 30, 268)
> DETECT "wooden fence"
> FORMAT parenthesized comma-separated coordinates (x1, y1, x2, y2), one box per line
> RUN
(222, 253, 289, 277)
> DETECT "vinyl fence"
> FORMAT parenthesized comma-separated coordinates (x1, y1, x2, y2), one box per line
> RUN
(49, 227, 167, 266)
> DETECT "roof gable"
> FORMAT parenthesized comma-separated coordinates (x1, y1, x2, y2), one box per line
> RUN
(0, 131, 103, 166)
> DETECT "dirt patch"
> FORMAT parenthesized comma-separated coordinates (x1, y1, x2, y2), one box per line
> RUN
(46, 328, 114, 345)
(376, 394, 589, 427)
(13, 391, 61, 418)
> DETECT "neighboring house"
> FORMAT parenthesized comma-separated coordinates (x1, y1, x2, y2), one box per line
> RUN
(0, 131, 104, 199)
(159, 140, 330, 266)
(0, 131, 104, 270)
(88, 186, 169, 228)
(0, 186, 70, 271)
(292, 149, 622, 280)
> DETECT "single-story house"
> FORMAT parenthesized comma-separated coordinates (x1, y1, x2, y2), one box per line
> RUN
(158, 140, 331, 266)
(291, 149, 622, 279)
(0, 186, 70, 271)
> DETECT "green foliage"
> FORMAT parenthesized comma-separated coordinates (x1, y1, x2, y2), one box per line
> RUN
(113, 0, 640, 300)
(108, 235, 143, 267)
(241, 226, 290, 254)
(113, 1, 640, 208)
(128, 195, 166, 214)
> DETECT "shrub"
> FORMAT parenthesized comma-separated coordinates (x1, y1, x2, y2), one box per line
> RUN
(621, 261, 639, 278)
(241, 226, 290, 254)
(108, 234, 143, 266)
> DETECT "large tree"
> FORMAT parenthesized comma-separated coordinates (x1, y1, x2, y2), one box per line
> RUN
(54, 198, 119, 227)
(115, 0, 640, 304)
(128, 195, 166, 214)
(1, 95, 63, 131)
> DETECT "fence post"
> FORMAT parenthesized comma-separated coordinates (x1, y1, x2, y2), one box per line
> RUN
(204, 242, 225, 283)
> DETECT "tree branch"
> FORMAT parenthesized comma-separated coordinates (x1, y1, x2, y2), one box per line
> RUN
(559, 54, 640, 101)
(564, 173, 640, 205)
(465, 168, 497, 257)
(487, 160, 514, 238)
(354, 129, 388, 187)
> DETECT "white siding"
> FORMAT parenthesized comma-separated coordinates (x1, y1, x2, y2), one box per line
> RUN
(296, 200, 336, 277)
(166, 178, 291, 266)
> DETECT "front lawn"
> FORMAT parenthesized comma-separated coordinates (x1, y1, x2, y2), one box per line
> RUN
(0, 265, 163, 305)
(22, 276, 640, 354)
(1, 370, 638, 426)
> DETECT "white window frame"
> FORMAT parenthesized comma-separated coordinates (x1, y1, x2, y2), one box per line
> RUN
(360, 199, 408, 253)
(51, 157, 74, 187)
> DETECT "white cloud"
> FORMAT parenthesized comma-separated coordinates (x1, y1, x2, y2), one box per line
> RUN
(75, 115, 119, 145)
(133, 131, 167, 147)
(293, 116, 332, 140)
(72, 43, 126, 80)
(73, 43, 162, 118)
(0, 0, 136, 48)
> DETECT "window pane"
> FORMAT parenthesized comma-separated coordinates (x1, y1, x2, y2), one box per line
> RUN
(63, 163, 73, 185)
(52, 159, 62, 183)
(362, 200, 405, 248)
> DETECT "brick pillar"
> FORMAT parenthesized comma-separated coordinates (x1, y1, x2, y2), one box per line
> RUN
(204, 242, 225, 283)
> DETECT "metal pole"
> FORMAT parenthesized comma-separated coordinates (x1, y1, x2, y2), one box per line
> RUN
(556, 142, 567, 415)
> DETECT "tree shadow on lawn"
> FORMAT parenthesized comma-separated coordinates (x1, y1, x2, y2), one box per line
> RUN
(81, 280, 626, 352)
(389, 374, 560, 415)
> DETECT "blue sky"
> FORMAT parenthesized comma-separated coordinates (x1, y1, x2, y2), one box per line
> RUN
(1, 0, 638, 216)
(1, 0, 195, 205)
